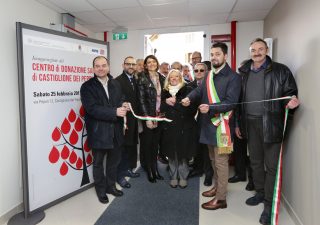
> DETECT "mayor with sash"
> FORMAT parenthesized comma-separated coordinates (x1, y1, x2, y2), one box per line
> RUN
(181, 42, 241, 210)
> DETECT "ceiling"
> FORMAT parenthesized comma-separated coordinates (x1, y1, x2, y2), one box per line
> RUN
(36, 0, 279, 33)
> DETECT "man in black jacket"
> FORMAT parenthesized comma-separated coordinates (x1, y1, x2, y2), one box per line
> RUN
(187, 62, 214, 187)
(238, 38, 300, 225)
(80, 56, 128, 204)
(115, 56, 140, 189)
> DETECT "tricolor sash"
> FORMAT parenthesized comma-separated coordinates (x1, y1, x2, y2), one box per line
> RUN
(206, 70, 233, 154)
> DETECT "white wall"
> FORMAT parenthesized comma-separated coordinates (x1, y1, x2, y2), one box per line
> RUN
(0, 0, 99, 222)
(264, 0, 320, 224)
(107, 21, 263, 76)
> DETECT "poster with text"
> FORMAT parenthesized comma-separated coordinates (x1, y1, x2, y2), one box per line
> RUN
(17, 23, 108, 213)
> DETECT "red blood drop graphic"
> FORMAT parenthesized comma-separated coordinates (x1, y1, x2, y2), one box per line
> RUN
(79, 105, 85, 117)
(83, 139, 90, 152)
(61, 145, 70, 160)
(69, 129, 79, 145)
(76, 158, 83, 169)
(69, 150, 77, 164)
(49, 146, 60, 163)
(61, 118, 71, 134)
(60, 162, 68, 176)
(52, 127, 61, 142)
(86, 154, 93, 164)
(74, 117, 83, 132)
(68, 109, 76, 122)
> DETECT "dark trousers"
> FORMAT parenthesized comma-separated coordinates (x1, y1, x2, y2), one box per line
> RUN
(247, 117, 281, 206)
(193, 143, 213, 178)
(92, 147, 121, 197)
(140, 123, 161, 172)
(117, 144, 138, 179)
(233, 136, 252, 180)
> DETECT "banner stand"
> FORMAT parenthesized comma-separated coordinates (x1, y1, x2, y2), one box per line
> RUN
(8, 211, 45, 225)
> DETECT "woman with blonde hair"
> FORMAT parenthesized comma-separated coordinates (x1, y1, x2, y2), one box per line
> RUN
(160, 69, 198, 188)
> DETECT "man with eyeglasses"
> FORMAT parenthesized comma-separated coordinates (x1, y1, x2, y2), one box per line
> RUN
(115, 56, 140, 189)
(182, 42, 241, 210)
(190, 51, 202, 68)
(187, 63, 214, 187)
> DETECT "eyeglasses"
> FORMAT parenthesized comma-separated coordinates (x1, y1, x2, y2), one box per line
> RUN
(194, 69, 205, 73)
(124, 63, 137, 66)
(192, 57, 201, 60)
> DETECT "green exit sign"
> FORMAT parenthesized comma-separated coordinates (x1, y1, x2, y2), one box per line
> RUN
(113, 32, 128, 40)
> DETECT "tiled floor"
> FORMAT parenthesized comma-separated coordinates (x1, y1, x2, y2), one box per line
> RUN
(3, 168, 296, 225)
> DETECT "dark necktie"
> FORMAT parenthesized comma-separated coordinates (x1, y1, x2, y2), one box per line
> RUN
(129, 77, 134, 90)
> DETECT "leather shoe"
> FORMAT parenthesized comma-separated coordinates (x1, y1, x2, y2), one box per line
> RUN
(188, 169, 203, 178)
(126, 169, 140, 178)
(245, 180, 255, 191)
(147, 170, 157, 183)
(246, 193, 264, 206)
(98, 195, 109, 204)
(117, 178, 131, 188)
(106, 186, 123, 197)
(202, 186, 217, 197)
(259, 207, 271, 225)
(228, 175, 246, 183)
(203, 175, 212, 186)
(201, 198, 227, 210)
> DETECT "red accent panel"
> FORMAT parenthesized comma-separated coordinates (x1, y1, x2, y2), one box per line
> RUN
(231, 21, 237, 71)
(104, 32, 108, 42)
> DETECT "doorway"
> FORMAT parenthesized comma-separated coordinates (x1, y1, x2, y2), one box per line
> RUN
(144, 31, 204, 66)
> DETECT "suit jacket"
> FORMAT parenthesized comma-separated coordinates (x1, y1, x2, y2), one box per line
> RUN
(188, 64, 241, 146)
(80, 74, 124, 149)
(116, 72, 139, 145)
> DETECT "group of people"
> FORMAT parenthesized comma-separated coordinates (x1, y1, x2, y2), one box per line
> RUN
(80, 38, 300, 225)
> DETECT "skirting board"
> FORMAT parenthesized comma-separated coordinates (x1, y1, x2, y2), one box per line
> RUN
(0, 204, 23, 225)
(282, 194, 304, 225)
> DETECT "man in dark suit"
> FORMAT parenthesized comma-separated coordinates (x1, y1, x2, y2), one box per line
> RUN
(80, 56, 128, 204)
(116, 56, 140, 188)
(187, 62, 214, 186)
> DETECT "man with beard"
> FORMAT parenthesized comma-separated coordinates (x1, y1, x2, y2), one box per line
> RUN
(181, 42, 241, 210)
(116, 56, 140, 189)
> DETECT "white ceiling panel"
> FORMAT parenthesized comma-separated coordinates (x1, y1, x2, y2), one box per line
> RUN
(152, 16, 189, 28)
(37, 0, 279, 32)
(233, 0, 278, 12)
(189, 0, 236, 14)
(190, 13, 229, 25)
(88, 0, 140, 10)
(139, 0, 187, 6)
(46, 0, 95, 12)
(102, 7, 148, 22)
(36, 0, 67, 13)
(72, 11, 115, 25)
(144, 2, 188, 19)
(228, 9, 270, 22)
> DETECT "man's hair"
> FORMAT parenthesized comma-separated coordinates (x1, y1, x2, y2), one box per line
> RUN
(160, 62, 170, 67)
(250, 38, 268, 49)
(123, 56, 135, 63)
(194, 62, 208, 72)
(211, 42, 228, 55)
(93, 56, 109, 67)
(171, 61, 182, 71)
(92, 55, 109, 67)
